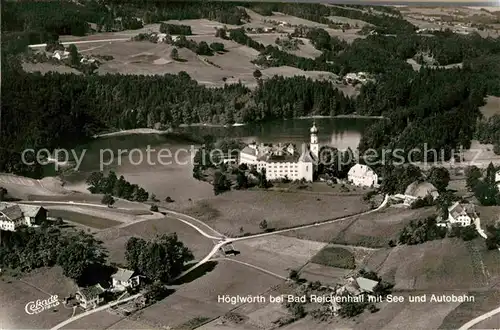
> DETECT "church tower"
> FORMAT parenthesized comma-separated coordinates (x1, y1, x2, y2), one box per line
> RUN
(310, 121, 319, 160)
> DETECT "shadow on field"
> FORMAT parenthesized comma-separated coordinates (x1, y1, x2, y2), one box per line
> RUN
(171, 261, 218, 285)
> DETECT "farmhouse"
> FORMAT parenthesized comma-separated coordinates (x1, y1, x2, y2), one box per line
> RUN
(0, 202, 47, 231)
(52, 50, 69, 60)
(111, 268, 142, 292)
(238, 122, 319, 182)
(347, 164, 378, 187)
(395, 181, 439, 206)
(76, 284, 106, 310)
(355, 277, 379, 293)
(439, 202, 479, 227)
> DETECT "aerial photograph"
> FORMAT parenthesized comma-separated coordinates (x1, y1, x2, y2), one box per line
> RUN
(1, 0, 500, 329)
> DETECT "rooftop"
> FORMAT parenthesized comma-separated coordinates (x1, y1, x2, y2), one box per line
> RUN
(111, 268, 136, 282)
(78, 284, 106, 300)
(356, 277, 379, 293)
(404, 181, 439, 199)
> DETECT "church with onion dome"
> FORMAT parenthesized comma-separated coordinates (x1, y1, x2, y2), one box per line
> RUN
(238, 122, 319, 182)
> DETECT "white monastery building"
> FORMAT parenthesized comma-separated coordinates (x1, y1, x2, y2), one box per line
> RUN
(238, 122, 319, 182)
(347, 164, 378, 187)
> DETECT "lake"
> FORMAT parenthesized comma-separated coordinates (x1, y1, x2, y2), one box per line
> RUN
(52, 117, 378, 199)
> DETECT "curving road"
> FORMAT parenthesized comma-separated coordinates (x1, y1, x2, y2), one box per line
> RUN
(50, 293, 142, 330)
(458, 305, 500, 330)
(172, 194, 389, 281)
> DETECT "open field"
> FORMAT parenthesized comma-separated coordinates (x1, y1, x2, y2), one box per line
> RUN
(480, 95, 500, 119)
(327, 16, 373, 28)
(249, 34, 322, 59)
(0, 267, 77, 329)
(43, 204, 152, 225)
(60, 310, 125, 330)
(169, 190, 371, 236)
(298, 262, 352, 286)
(231, 235, 327, 278)
(406, 58, 463, 71)
(282, 206, 435, 247)
(198, 283, 294, 330)
(476, 205, 500, 228)
(0, 174, 67, 198)
(136, 259, 282, 329)
(365, 238, 500, 291)
(22, 62, 82, 75)
(280, 290, 465, 330)
(95, 216, 214, 264)
(401, 6, 500, 38)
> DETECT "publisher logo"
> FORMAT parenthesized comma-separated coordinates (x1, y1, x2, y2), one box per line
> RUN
(25, 295, 60, 315)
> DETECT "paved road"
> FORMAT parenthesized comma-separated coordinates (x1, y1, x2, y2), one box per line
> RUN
(458, 305, 500, 330)
(29, 38, 130, 48)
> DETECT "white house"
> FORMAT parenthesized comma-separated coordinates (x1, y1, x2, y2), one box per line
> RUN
(238, 122, 319, 182)
(52, 50, 69, 60)
(348, 164, 378, 187)
(0, 202, 47, 232)
(111, 268, 141, 292)
(444, 202, 479, 227)
(76, 284, 106, 310)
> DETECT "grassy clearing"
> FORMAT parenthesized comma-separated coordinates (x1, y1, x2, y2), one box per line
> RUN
(298, 262, 351, 286)
(480, 95, 500, 119)
(283, 207, 435, 248)
(310, 246, 355, 269)
(176, 316, 211, 330)
(95, 217, 213, 264)
(171, 190, 371, 236)
(232, 235, 327, 278)
(477, 205, 500, 228)
(48, 209, 121, 229)
(365, 238, 500, 291)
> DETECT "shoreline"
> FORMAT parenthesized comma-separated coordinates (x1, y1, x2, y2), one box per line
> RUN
(298, 114, 385, 119)
(94, 123, 247, 138)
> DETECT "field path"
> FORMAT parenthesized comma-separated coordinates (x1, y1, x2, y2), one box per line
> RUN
(458, 305, 500, 330)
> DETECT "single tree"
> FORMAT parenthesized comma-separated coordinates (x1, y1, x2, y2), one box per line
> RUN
(150, 204, 159, 212)
(465, 166, 482, 191)
(253, 69, 262, 79)
(259, 219, 268, 230)
(101, 194, 115, 207)
(170, 48, 179, 60)
(68, 44, 79, 66)
(428, 167, 450, 192)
